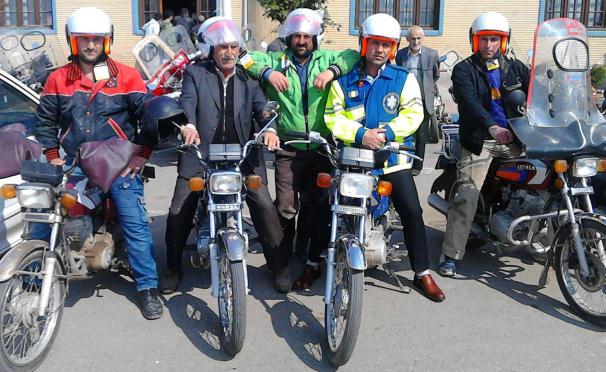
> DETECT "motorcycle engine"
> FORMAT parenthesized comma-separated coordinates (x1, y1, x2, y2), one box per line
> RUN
(489, 189, 550, 243)
(364, 222, 387, 268)
(63, 215, 93, 251)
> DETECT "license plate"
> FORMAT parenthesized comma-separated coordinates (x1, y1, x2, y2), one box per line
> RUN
(23, 212, 55, 223)
(334, 205, 366, 216)
(209, 203, 241, 212)
(571, 186, 594, 195)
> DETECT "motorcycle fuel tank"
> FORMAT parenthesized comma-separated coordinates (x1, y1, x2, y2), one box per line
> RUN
(495, 159, 551, 186)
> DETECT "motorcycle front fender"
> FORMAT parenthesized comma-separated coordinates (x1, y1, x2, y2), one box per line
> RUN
(337, 235, 367, 271)
(0, 240, 51, 282)
(217, 228, 246, 261)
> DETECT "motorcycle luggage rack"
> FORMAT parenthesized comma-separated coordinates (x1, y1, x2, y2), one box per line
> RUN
(339, 147, 375, 169)
(441, 124, 461, 162)
(208, 144, 242, 162)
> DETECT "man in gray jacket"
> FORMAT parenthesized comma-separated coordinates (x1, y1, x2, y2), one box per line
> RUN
(395, 25, 440, 174)
(161, 17, 286, 293)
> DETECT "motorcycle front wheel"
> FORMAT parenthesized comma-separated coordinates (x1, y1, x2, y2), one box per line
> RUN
(554, 218, 606, 326)
(325, 248, 363, 367)
(0, 249, 65, 371)
(217, 255, 246, 356)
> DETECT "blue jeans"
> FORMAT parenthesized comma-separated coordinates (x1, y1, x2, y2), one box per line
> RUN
(30, 173, 158, 291)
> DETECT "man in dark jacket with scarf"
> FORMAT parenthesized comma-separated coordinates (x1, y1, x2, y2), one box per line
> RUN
(438, 12, 530, 277)
(161, 17, 286, 293)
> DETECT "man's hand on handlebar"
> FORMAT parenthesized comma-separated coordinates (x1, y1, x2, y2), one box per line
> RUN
(263, 131, 281, 151)
(362, 128, 386, 149)
(488, 125, 513, 145)
(181, 124, 201, 145)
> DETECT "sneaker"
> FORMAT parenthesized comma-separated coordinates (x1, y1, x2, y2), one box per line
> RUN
(438, 256, 456, 277)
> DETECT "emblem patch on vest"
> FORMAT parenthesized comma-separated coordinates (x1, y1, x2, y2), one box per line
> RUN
(382, 92, 399, 115)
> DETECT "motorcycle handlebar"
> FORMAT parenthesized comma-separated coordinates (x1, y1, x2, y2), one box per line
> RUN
(284, 130, 309, 140)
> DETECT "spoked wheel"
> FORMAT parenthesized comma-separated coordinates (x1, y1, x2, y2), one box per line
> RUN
(554, 219, 606, 325)
(217, 255, 246, 356)
(0, 250, 65, 371)
(325, 248, 363, 367)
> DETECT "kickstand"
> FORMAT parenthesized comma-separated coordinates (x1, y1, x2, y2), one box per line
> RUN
(384, 264, 410, 293)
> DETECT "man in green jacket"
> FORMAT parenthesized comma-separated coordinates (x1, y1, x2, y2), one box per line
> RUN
(243, 8, 359, 290)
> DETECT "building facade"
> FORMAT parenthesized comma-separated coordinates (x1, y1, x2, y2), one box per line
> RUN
(1, 0, 605, 67)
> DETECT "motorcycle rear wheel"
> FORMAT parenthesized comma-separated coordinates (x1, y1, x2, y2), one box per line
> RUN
(217, 255, 246, 356)
(554, 218, 606, 326)
(325, 248, 363, 367)
(0, 249, 65, 371)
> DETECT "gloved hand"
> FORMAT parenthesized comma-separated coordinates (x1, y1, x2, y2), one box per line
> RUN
(488, 125, 513, 144)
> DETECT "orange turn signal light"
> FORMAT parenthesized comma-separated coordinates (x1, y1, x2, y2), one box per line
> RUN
(598, 159, 606, 173)
(0, 184, 16, 199)
(554, 178, 564, 189)
(377, 180, 393, 196)
(189, 177, 206, 192)
(554, 160, 568, 173)
(246, 175, 263, 190)
(60, 192, 78, 209)
(316, 173, 332, 188)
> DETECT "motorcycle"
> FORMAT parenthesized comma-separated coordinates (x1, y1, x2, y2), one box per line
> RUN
(285, 131, 419, 366)
(0, 157, 153, 370)
(177, 102, 279, 355)
(428, 18, 606, 325)
(429, 50, 460, 143)
(0, 31, 59, 93)
(132, 25, 199, 98)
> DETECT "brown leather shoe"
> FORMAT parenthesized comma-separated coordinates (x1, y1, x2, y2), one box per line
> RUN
(293, 265, 321, 290)
(413, 274, 445, 302)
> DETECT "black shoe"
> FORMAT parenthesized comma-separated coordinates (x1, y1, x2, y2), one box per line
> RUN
(159, 270, 182, 295)
(274, 267, 291, 293)
(138, 289, 163, 320)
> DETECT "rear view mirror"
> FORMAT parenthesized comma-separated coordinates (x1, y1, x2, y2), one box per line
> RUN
(553, 38, 589, 72)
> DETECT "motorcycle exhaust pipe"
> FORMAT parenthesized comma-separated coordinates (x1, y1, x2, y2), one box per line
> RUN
(427, 193, 487, 239)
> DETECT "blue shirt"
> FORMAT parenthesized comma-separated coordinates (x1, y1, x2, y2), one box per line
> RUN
(487, 68, 507, 127)
(292, 55, 310, 115)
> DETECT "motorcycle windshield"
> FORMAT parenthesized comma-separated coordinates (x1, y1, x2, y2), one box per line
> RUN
(132, 35, 174, 79)
(159, 25, 195, 55)
(509, 18, 606, 159)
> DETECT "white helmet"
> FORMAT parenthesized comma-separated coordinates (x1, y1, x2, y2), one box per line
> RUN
(360, 13, 401, 59)
(278, 8, 323, 39)
(469, 12, 510, 54)
(196, 16, 244, 57)
(66, 7, 113, 56)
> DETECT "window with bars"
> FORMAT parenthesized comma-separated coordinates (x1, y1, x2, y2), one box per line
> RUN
(355, 0, 440, 30)
(544, 0, 606, 29)
(138, 0, 160, 28)
(0, 0, 53, 28)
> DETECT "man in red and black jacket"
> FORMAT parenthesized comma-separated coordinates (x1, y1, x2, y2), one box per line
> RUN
(35, 7, 163, 320)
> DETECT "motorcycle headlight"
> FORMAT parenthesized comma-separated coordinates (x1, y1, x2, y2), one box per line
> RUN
(209, 172, 242, 195)
(16, 184, 54, 209)
(573, 158, 598, 178)
(339, 174, 374, 198)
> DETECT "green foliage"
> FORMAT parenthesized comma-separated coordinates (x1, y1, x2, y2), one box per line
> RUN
(591, 64, 606, 90)
(257, 0, 328, 23)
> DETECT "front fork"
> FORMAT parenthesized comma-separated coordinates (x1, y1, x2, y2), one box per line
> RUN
(37, 202, 63, 318)
(559, 174, 606, 277)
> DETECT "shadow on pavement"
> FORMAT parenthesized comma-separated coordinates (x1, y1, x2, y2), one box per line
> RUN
(446, 240, 606, 331)
(247, 265, 336, 372)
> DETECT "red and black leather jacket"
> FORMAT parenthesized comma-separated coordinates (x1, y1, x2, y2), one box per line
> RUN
(35, 58, 154, 161)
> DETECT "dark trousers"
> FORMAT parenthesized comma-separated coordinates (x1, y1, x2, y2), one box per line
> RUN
(380, 169, 429, 274)
(274, 147, 333, 267)
(165, 176, 283, 273)
(413, 108, 430, 172)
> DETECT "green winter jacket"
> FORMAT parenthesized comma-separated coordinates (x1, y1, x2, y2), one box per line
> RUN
(245, 48, 359, 149)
